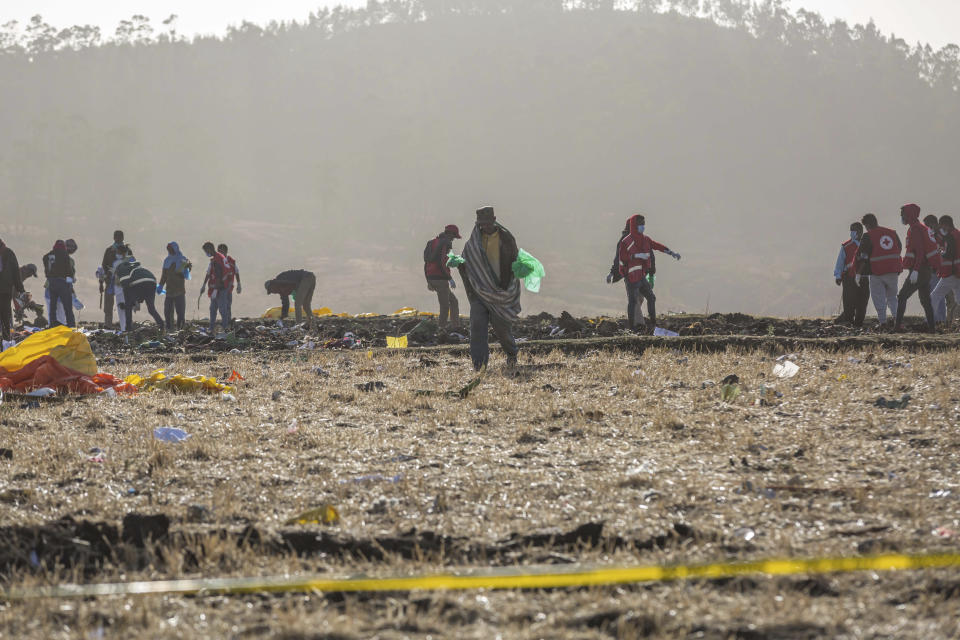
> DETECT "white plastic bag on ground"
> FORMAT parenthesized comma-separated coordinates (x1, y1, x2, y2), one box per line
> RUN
(773, 361, 799, 378)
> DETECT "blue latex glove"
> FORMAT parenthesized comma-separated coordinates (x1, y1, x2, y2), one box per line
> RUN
(156, 284, 165, 295)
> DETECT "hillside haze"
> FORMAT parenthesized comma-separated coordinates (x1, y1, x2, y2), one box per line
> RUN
(2, 1, 959, 321)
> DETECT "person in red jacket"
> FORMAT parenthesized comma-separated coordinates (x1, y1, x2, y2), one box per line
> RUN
(857, 213, 902, 327)
(423, 224, 461, 330)
(931, 215, 960, 326)
(895, 203, 937, 331)
(616, 214, 680, 333)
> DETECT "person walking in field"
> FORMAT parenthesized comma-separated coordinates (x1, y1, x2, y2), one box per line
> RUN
(0, 238, 25, 341)
(100, 230, 125, 328)
(833, 221, 869, 327)
(931, 215, 960, 327)
(607, 221, 655, 330)
(895, 204, 938, 332)
(217, 243, 240, 326)
(924, 213, 948, 323)
(423, 224, 462, 330)
(200, 242, 231, 336)
(615, 214, 680, 333)
(456, 206, 521, 370)
(42, 240, 76, 328)
(264, 270, 316, 329)
(857, 213, 902, 328)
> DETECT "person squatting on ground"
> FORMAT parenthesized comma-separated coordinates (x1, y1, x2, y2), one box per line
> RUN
(858, 213, 902, 326)
(13, 263, 42, 326)
(615, 214, 680, 333)
(457, 206, 521, 371)
(931, 215, 960, 325)
(114, 246, 165, 332)
(158, 242, 192, 331)
(895, 203, 938, 332)
(0, 238, 25, 342)
(264, 270, 316, 329)
(834, 222, 869, 327)
(607, 222, 655, 329)
(100, 230, 125, 328)
(42, 240, 76, 328)
(217, 243, 240, 326)
(424, 224, 462, 330)
(923, 214, 947, 323)
(200, 242, 231, 335)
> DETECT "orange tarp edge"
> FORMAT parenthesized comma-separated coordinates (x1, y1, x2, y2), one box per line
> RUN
(0, 356, 137, 395)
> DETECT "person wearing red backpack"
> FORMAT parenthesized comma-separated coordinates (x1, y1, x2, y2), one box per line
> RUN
(895, 204, 938, 332)
(423, 224, 461, 330)
(931, 215, 960, 327)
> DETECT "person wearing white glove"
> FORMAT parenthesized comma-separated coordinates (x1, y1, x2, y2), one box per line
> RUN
(41, 240, 76, 328)
(835, 222, 870, 327)
(894, 204, 937, 332)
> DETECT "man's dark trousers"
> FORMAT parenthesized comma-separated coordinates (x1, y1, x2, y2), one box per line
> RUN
(841, 274, 870, 327)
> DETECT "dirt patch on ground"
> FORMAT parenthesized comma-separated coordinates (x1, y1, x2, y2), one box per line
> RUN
(1, 338, 959, 637)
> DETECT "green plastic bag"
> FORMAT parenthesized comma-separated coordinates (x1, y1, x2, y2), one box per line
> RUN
(512, 249, 545, 293)
(446, 252, 465, 268)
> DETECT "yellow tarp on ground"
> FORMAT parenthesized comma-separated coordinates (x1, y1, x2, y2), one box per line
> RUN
(125, 369, 232, 394)
(0, 326, 98, 376)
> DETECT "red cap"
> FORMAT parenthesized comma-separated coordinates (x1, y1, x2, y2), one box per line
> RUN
(445, 224, 461, 239)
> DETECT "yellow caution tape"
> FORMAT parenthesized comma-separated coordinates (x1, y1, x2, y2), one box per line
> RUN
(5, 552, 959, 600)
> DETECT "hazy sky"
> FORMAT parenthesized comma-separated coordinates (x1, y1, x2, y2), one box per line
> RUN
(3, 0, 958, 47)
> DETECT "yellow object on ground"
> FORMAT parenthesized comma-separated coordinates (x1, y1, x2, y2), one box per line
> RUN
(125, 369, 232, 394)
(354, 312, 379, 318)
(386, 336, 408, 349)
(391, 307, 418, 316)
(261, 307, 283, 319)
(0, 326, 97, 376)
(284, 505, 340, 526)
(313, 307, 333, 317)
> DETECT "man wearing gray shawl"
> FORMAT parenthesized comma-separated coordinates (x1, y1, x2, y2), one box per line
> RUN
(457, 206, 521, 370)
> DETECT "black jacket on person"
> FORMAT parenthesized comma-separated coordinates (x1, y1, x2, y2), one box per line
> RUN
(102, 245, 119, 280)
(0, 245, 24, 296)
(43, 249, 75, 279)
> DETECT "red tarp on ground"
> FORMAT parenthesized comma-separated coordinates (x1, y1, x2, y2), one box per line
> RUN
(0, 356, 137, 395)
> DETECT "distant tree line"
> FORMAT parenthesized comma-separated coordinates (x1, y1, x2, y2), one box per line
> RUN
(2, 1, 958, 92)
(1, 0, 958, 317)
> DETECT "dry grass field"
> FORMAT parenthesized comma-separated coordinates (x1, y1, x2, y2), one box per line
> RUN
(1, 341, 959, 638)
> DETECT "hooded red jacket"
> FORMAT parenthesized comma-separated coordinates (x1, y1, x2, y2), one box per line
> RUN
(618, 215, 670, 283)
